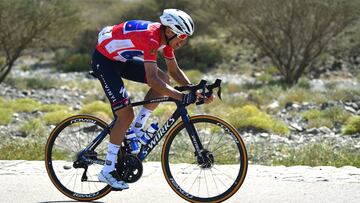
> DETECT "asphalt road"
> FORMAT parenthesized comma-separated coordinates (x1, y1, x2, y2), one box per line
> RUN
(0, 161, 360, 203)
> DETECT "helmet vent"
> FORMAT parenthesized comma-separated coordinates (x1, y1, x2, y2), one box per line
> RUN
(175, 25, 183, 32)
(178, 16, 190, 32)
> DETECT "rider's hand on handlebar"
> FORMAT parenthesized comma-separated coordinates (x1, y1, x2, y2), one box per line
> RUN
(181, 92, 197, 105)
(196, 91, 215, 104)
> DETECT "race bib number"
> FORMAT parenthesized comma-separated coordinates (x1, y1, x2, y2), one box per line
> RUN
(123, 20, 151, 34)
(114, 50, 144, 62)
(98, 26, 114, 44)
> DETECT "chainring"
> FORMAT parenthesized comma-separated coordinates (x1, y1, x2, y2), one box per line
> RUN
(116, 154, 143, 183)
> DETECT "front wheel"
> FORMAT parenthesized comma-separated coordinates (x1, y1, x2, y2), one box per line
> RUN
(162, 115, 248, 203)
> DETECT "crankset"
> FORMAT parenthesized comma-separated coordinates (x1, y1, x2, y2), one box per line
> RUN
(116, 154, 143, 183)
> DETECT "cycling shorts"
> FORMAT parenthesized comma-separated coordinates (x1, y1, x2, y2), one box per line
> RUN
(91, 49, 147, 112)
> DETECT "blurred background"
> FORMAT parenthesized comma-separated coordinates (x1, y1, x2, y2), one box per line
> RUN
(0, 0, 359, 167)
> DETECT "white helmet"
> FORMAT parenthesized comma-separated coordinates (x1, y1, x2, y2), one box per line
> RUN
(160, 9, 194, 36)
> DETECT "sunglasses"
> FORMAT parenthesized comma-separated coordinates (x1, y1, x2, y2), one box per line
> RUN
(177, 34, 188, 40)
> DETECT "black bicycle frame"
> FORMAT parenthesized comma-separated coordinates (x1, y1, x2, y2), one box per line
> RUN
(79, 96, 205, 163)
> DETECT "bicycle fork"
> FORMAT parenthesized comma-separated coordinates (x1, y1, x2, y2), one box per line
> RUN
(178, 105, 213, 168)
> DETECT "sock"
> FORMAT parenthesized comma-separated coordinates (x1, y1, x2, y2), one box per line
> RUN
(102, 142, 120, 174)
(131, 107, 152, 133)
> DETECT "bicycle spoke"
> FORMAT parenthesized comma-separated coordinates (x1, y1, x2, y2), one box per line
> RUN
(179, 163, 198, 185)
(210, 168, 228, 188)
(73, 169, 79, 192)
(53, 144, 77, 156)
(197, 169, 202, 196)
(204, 169, 209, 197)
(164, 117, 247, 201)
(212, 166, 236, 182)
(205, 129, 217, 150)
(64, 170, 77, 188)
(210, 168, 220, 195)
(188, 168, 202, 193)
(47, 116, 111, 199)
(60, 166, 77, 180)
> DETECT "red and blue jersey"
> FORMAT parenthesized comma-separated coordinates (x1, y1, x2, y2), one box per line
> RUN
(96, 20, 175, 62)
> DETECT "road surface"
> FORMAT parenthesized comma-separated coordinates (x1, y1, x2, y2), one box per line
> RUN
(0, 161, 359, 203)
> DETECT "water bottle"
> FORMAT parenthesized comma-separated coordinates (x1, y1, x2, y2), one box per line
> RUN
(139, 123, 159, 145)
(125, 130, 140, 154)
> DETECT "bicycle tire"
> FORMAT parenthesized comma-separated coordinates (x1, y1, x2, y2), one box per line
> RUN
(162, 115, 248, 203)
(45, 115, 112, 201)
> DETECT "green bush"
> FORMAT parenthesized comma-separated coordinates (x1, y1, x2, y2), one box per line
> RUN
(273, 142, 360, 167)
(307, 117, 333, 128)
(302, 107, 351, 128)
(66, 79, 102, 92)
(302, 109, 323, 120)
(297, 77, 311, 89)
(19, 119, 46, 137)
(43, 110, 73, 125)
(0, 139, 45, 160)
(153, 104, 177, 123)
(264, 66, 280, 75)
(280, 87, 333, 105)
(175, 37, 227, 71)
(22, 77, 59, 90)
(5, 76, 61, 90)
(38, 104, 70, 113)
(225, 104, 290, 135)
(185, 69, 202, 83)
(323, 106, 351, 124)
(280, 88, 312, 106)
(79, 101, 113, 119)
(342, 116, 360, 135)
(55, 49, 91, 72)
(0, 107, 13, 125)
(256, 73, 272, 84)
(0, 57, 4, 66)
(4, 77, 27, 90)
(8, 98, 41, 113)
(327, 89, 360, 101)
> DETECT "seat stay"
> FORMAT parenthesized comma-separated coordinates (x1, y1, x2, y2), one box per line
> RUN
(78, 121, 115, 160)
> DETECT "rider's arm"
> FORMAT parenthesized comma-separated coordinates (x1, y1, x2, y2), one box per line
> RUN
(144, 62, 183, 101)
(166, 58, 191, 86)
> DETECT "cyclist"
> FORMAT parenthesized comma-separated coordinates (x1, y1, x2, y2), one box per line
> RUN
(91, 9, 214, 189)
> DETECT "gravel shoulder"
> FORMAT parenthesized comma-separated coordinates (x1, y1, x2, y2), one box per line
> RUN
(0, 161, 359, 203)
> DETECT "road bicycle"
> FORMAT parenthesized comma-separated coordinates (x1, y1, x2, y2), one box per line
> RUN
(45, 77, 248, 203)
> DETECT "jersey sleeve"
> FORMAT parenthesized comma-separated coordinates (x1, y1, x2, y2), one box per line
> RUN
(163, 45, 175, 59)
(143, 38, 158, 62)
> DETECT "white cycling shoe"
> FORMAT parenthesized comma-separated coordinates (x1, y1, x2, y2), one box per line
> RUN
(98, 170, 129, 190)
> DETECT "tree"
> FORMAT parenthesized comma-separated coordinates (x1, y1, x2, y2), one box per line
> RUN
(0, 0, 79, 83)
(217, 0, 360, 85)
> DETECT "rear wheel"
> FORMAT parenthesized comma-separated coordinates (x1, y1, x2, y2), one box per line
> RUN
(45, 115, 112, 201)
(162, 115, 248, 203)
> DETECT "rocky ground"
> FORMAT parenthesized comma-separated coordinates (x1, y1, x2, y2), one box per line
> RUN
(0, 57, 360, 164)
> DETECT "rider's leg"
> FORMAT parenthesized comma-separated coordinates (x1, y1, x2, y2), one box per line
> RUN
(103, 106, 134, 172)
(144, 68, 171, 110)
(91, 49, 132, 189)
(109, 106, 134, 145)
(132, 69, 170, 132)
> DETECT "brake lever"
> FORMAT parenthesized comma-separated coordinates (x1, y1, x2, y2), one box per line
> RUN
(217, 86, 222, 100)
(195, 80, 207, 105)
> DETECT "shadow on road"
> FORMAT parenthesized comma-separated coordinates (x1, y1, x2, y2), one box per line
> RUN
(37, 201, 105, 203)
